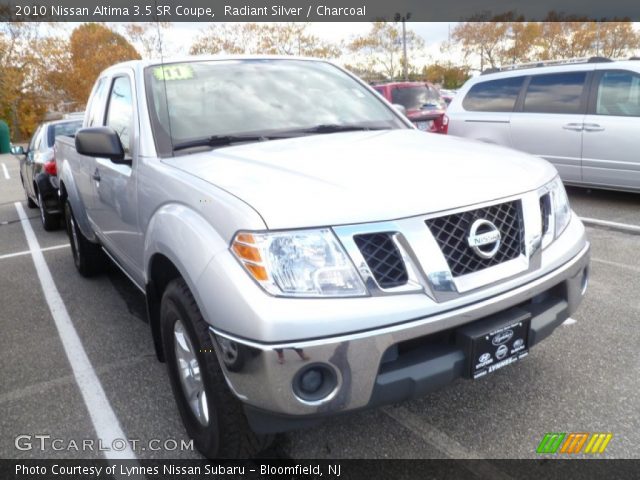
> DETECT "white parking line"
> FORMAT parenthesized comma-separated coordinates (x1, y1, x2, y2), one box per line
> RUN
(592, 257, 640, 274)
(580, 216, 640, 234)
(0, 352, 155, 407)
(1, 163, 9, 179)
(14, 202, 137, 461)
(562, 318, 577, 326)
(382, 406, 513, 479)
(0, 243, 69, 261)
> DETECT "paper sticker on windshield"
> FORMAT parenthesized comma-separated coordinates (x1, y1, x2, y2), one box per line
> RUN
(153, 65, 194, 81)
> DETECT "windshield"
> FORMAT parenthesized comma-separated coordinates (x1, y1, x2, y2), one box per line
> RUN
(391, 85, 444, 111)
(145, 59, 405, 155)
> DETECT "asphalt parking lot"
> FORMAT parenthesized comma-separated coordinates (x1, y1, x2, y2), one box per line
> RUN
(1, 152, 639, 463)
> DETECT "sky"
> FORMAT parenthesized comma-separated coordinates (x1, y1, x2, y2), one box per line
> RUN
(46, 21, 459, 67)
(162, 22, 457, 62)
(47, 21, 640, 72)
(165, 22, 453, 45)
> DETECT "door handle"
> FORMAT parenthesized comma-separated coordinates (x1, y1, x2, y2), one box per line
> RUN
(91, 169, 101, 182)
(562, 123, 584, 131)
(583, 123, 604, 132)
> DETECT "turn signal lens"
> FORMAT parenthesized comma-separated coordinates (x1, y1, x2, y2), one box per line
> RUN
(245, 263, 268, 281)
(235, 233, 255, 244)
(232, 242, 262, 263)
(232, 234, 266, 281)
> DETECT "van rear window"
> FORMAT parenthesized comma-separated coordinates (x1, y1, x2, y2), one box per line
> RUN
(462, 77, 524, 112)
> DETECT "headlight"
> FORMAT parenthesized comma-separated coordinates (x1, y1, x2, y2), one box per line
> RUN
(540, 176, 572, 248)
(231, 229, 367, 297)
(550, 177, 571, 238)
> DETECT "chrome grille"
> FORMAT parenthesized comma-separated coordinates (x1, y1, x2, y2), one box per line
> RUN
(426, 201, 524, 277)
(354, 233, 408, 288)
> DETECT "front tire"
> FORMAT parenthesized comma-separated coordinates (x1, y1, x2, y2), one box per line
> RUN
(64, 200, 105, 276)
(38, 190, 60, 231)
(161, 278, 272, 458)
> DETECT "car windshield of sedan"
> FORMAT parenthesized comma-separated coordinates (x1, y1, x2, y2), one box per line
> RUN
(145, 59, 406, 155)
(392, 85, 444, 111)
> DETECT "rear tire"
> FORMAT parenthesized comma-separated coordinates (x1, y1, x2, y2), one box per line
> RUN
(64, 200, 106, 277)
(38, 190, 60, 231)
(161, 278, 273, 458)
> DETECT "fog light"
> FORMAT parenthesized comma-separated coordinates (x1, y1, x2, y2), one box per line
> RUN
(300, 369, 323, 394)
(292, 364, 338, 403)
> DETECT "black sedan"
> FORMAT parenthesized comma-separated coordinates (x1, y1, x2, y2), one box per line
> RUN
(12, 118, 82, 230)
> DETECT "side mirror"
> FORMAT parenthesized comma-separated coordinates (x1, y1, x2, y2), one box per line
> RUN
(392, 104, 407, 116)
(75, 127, 128, 164)
(10, 145, 25, 156)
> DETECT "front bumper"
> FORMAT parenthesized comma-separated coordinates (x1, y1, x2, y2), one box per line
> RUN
(209, 241, 590, 433)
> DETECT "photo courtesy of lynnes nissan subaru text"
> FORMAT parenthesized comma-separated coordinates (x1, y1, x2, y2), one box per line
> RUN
(55, 56, 590, 458)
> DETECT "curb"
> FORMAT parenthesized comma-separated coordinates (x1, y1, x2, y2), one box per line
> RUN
(580, 217, 640, 235)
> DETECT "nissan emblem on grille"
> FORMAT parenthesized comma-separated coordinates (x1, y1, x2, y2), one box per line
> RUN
(468, 219, 502, 259)
(425, 200, 524, 277)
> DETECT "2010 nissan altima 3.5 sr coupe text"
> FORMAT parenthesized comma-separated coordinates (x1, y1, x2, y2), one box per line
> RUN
(55, 56, 590, 458)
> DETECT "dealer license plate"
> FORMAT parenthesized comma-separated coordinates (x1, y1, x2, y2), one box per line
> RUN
(457, 309, 531, 379)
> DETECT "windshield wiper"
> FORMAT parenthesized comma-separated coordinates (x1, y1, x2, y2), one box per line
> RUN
(173, 134, 273, 152)
(294, 124, 391, 134)
(172, 125, 391, 151)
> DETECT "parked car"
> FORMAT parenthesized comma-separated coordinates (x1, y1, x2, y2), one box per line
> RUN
(447, 57, 640, 192)
(11, 118, 83, 230)
(439, 88, 458, 105)
(373, 81, 448, 133)
(57, 56, 589, 458)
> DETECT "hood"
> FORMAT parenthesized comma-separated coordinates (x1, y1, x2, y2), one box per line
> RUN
(163, 130, 557, 229)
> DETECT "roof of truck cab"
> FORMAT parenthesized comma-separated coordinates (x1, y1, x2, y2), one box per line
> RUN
(101, 55, 336, 74)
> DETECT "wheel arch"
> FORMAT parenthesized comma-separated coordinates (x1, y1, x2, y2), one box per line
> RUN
(143, 203, 231, 361)
(58, 162, 97, 242)
(146, 253, 182, 362)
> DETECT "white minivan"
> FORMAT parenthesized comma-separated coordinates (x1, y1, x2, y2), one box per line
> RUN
(447, 57, 640, 192)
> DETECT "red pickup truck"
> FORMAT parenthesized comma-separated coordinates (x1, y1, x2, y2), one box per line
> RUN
(373, 82, 448, 134)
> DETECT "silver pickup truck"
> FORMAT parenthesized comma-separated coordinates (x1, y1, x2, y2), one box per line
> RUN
(56, 56, 590, 458)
